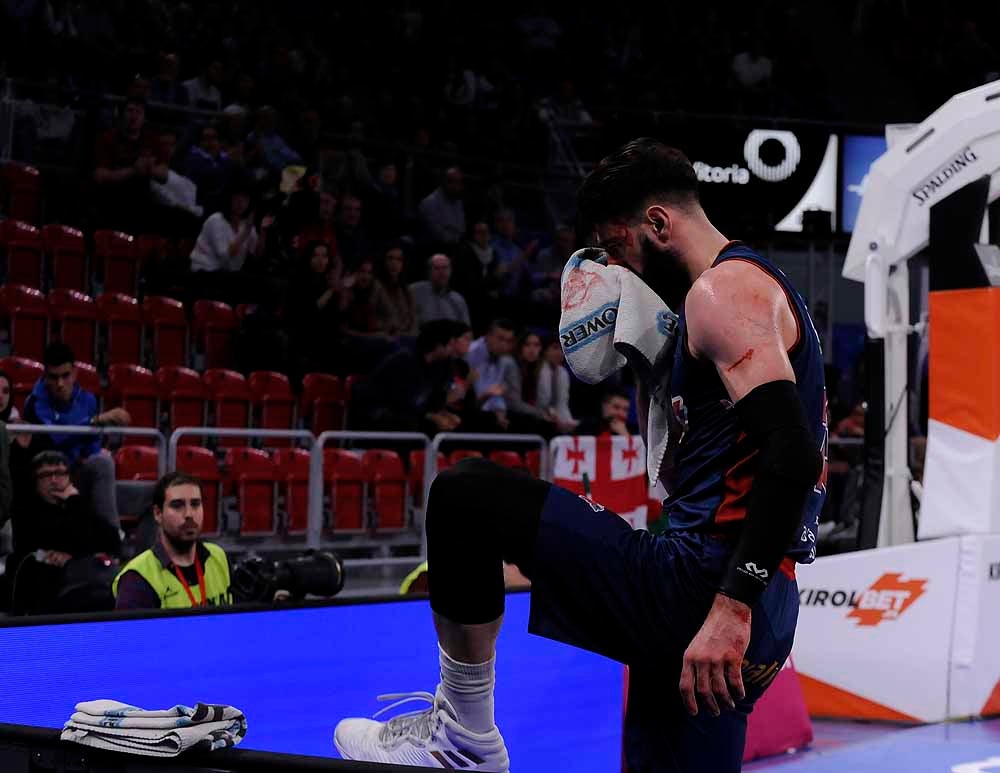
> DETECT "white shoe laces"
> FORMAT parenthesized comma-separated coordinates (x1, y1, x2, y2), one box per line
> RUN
(374, 691, 441, 746)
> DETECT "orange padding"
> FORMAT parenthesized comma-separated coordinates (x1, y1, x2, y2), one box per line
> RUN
(929, 287, 1000, 441)
(796, 672, 920, 722)
(982, 679, 1000, 717)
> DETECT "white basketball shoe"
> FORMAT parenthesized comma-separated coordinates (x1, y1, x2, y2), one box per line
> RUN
(334, 686, 510, 771)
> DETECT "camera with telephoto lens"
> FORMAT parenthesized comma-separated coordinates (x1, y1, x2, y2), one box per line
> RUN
(231, 551, 345, 603)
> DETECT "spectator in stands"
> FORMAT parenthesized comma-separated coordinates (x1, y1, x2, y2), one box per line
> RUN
(0, 421, 9, 561)
(335, 191, 371, 270)
(245, 105, 302, 179)
(536, 78, 594, 128)
(410, 253, 471, 327)
(190, 182, 263, 273)
(574, 388, 634, 437)
(342, 259, 380, 338)
(491, 208, 539, 298)
(293, 188, 338, 258)
(537, 338, 578, 433)
(418, 167, 466, 249)
(503, 330, 557, 435)
(286, 241, 346, 373)
(368, 160, 404, 241)
(351, 320, 464, 435)
(225, 73, 256, 114)
(150, 129, 202, 237)
(6, 450, 120, 615)
(150, 52, 188, 106)
(532, 224, 576, 303)
(341, 258, 399, 371)
(466, 318, 517, 431)
(113, 472, 233, 610)
(22, 343, 129, 529)
(731, 32, 774, 111)
(185, 123, 235, 218)
(454, 220, 502, 328)
(93, 97, 169, 232)
(0, 371, 22, 426)
(183, 59, 224, 111)
(373, 244, 418, 340)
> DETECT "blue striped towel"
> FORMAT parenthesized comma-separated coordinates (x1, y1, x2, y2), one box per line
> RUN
(60, 700, 246, 757)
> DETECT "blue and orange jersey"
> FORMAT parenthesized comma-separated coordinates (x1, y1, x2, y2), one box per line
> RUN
(663, 242, 827, 563)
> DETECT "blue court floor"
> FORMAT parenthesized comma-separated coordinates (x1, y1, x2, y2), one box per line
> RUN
(749, 718, 1000, 772)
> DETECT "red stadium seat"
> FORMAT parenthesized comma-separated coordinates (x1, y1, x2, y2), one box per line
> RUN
(323, 448, 365, 532)
(1, 164, 41, 225)
(97, 293, 143, 366)
(301, 373, 343, 435)
(135, 234, 168, 275)
(0, 284, 47, 360)
(224, 447, 277, 535)
(155, 366, 206, 444)
(48, 289, 97, 364)
(274, 447, 311, 535)
(407, 450, 448, 507)
(0, 356, 43, 413)
(107, 363, 157, 444)
(362, 449, 407, 531)
(94, 230, 139, 296)
(203, 368, 250, 447)
(343, 373, 363, 426)
(174, 445, 221, 536)
(41, 225, 87, 291)
(73, 361, 101, 405)
(448, 449, 483, 466)
(113, 446, 159, 481)
(0, 220, 43, 289)
(488, 450, 526, 471)
(193, 300, 237, 370)
(143, 296, 188, 369)
(525, 449, 542, 478)
(248, 370, 295, 445)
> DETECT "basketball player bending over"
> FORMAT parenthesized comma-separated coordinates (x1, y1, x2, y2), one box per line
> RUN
(334, 139, 827, 772)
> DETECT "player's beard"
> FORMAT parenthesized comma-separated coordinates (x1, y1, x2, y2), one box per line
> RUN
(638, 233, 692, 311)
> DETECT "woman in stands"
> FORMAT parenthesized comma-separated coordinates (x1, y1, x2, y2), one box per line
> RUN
(286, 240, 347, 375)
(372, 244, 418, 343)
(0, 372, 20, 427)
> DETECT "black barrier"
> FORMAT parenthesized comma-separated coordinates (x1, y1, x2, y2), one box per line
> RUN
(0, 722, 427, 772)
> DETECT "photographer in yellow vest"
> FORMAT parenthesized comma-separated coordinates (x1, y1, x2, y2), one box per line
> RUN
(113, 472, 233, 610)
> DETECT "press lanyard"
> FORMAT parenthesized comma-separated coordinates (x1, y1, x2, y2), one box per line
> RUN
(173, 556, 206, 607)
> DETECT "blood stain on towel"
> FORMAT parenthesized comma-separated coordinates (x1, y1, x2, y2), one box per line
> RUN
(562, 267, 604, 310)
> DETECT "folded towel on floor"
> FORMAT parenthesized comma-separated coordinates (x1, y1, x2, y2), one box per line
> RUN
(559, 248, 679, 484)
(60, 699, 246, 757)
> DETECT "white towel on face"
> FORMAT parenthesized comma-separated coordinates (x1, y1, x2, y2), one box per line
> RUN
(60, 699, 246, 757)
(559, 248, 679, 484)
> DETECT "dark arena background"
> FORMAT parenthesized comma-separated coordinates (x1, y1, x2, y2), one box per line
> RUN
(1, 2, 1000, 771)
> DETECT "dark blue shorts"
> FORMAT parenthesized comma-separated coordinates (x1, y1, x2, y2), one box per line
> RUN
(527, 485, 799, 773)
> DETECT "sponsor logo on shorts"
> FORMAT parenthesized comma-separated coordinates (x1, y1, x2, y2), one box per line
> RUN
(799, 572, 928, 627)
(741, 659, 783, 690)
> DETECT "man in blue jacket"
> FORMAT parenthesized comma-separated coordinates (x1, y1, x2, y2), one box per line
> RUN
(22, 343, 131, 529)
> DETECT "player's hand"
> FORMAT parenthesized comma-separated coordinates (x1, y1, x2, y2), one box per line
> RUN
(680, 594, 751, 717)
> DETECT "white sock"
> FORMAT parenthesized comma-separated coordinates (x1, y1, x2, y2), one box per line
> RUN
(438, 644, 496, 733)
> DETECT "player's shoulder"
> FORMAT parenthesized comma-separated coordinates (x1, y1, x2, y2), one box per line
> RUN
(687, 258, 783, 321)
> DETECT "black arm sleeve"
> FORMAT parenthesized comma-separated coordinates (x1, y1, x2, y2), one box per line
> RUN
(718, 380, 824, 607)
